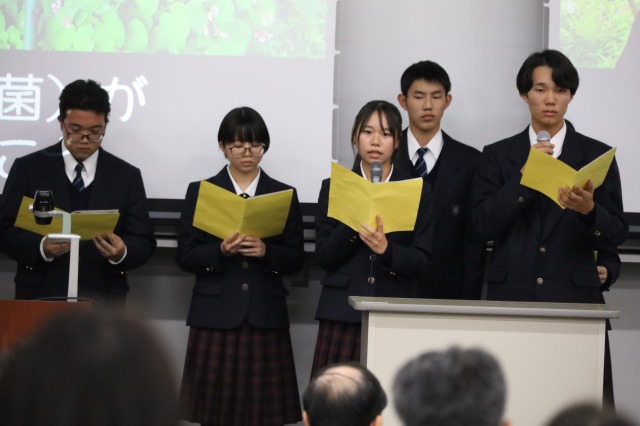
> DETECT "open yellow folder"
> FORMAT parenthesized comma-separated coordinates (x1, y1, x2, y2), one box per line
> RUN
(520, 147, 617, 208)
(327, 162, 423, 233)
(193, 181, 293, 239)
(14, 196, 120, 240)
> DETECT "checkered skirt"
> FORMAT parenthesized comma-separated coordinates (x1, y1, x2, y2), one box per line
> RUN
(310, 320, 361, 376)
(179, 322, 302, 426)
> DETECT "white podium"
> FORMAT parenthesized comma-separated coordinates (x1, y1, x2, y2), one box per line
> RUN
(349, 296, 619, 426)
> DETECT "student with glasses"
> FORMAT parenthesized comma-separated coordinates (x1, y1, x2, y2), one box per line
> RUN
(0, 79, 155, 307)
(175, 106, 305, 426)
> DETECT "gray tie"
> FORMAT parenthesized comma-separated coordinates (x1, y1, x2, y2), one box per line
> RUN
(414, 147, 428, 177)
(72, 163, 85, 191)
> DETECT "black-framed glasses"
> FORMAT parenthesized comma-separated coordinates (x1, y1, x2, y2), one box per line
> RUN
(63, 123, 105, 143)
(226, 143, 265, 158)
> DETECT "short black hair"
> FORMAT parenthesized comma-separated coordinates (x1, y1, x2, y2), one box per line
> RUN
(516, 49, 579, 96)
(218, 106, 271, 153)
(393, 347, 506, 426)
(400, 60, 451, 96)
(546, 402, 637, 426)
(58, 79, 111, 123)
(303, 362, 387, 426)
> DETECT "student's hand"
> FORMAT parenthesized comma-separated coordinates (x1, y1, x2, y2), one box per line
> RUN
(359, 215, 388, 255)
(597, 266, 608, 284)
(220, 232, 245, 257)
(238, 236, 266, 258)
(93, 232, 126, 262)
(558, 179, 595, 215)
(533, 140, 555, 156)
(43, 237, 71, 258)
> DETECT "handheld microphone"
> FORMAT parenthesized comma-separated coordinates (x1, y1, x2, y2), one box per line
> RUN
(370, 162, 383, 183)
(33, 190, 54, 225)
(536, 130, 551, 143)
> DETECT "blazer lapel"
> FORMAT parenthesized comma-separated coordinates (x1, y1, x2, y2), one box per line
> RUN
(87, 149, 115, 210)
(509, 129, 545, 238)
(45, 143, 72, 212)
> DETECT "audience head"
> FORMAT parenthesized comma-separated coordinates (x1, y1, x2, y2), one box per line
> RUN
(546, 402, 638, 426)
(303, 362, 387, 426)
(218, 106, 271, 154)
(0, 309, 179, 426)
(393, 346, 508, 426)
(58, 79, 111, 123)
(516, 49, 580, 96)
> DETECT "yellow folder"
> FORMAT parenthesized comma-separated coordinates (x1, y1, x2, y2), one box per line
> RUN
(520, 147, 617, 208)
(193, 181, 293, 239)
(327, 162, 423, 233)
(14, 196, 120, 240)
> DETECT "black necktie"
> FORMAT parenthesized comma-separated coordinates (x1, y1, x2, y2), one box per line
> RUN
(72, 163, 85, 191)
(240, 193, 250, 199)
(414, 147, 428, 177)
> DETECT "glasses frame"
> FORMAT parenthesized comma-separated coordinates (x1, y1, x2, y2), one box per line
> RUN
(62, 123, 105, 143)
(226, 143, 266, 158)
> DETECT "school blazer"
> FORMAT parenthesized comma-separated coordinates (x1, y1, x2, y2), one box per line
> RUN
(176, 167, 305, 330)
(472, 126, 628, 303)
(394, 130, 486, 299)
(0, 142, 156, 300)
(314, 166, 434, 324)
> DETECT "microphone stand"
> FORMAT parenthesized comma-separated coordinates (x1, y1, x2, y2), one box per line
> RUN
(29, 207, 81, 301)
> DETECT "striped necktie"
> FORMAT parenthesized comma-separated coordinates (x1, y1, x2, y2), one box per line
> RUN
(72, 163, 85, 191)
(414, 147, 428, 177)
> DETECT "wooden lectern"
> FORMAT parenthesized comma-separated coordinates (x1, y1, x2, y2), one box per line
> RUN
(0, 300, 91, 351)
(349, 296, 619, 426)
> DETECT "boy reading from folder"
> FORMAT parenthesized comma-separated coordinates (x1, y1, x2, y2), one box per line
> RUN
(311, 100, 434, 374)
(175, 107, 304, 426)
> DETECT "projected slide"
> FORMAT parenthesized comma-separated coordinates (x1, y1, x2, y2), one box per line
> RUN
(0, 0, 326, 58)
(0, 0, 337, 204)
(548, 0, 640, 214)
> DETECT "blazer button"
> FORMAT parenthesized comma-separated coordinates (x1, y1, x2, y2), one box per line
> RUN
(241, 283, 249, 291)
(536, 277, 544, 285)
(539, 246, 546, 253)
(241, 261, 249, 269)
(369, 254, 376, 261)
(594, 230, 601, 237)
(368, 277, 376, 284)
(517, 196, 525, 204)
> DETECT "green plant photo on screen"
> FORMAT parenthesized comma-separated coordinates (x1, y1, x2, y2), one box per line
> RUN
(0, 0, 327, 58)
(560, 0, 640, 68)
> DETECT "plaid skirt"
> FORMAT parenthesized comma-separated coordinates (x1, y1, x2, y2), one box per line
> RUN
(310, 320, 361, 376)
(179, 322, 302, 426)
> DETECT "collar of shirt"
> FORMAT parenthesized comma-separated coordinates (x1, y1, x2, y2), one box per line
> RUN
(408, 128, 443, 172)
(226, 165, 261, 197)
(528, 122, 567, 159)
(62, 140, 99, 186)
(359, 161, 393, 182)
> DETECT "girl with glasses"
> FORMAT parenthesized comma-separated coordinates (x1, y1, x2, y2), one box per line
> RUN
(176, 107, 304, 426)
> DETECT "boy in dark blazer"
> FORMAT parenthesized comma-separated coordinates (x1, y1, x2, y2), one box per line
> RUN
(394, 60, 486, 299)
(472, 49, 628, 408)
(0, 79, 156, 306)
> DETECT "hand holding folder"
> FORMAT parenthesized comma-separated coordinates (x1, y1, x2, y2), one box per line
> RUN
(327, 162, 423, 233)
(521, 147, 616, 208)
(14, 196, 120, 240)
(193, 181, 293, 239)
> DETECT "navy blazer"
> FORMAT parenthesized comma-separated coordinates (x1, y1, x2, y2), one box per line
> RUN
(176, 167, 305, 330)
(394, 129, 486, 299)
(472, 126, 628, 303)
(314, 166, 434, 323)
(0, 142, 156, 300)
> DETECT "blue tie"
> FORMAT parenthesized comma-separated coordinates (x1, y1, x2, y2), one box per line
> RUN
(72, 163, 85, 191)
(414, 147, 428, 177)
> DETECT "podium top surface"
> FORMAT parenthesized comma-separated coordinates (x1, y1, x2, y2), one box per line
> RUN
(348, 296, 620, 320)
